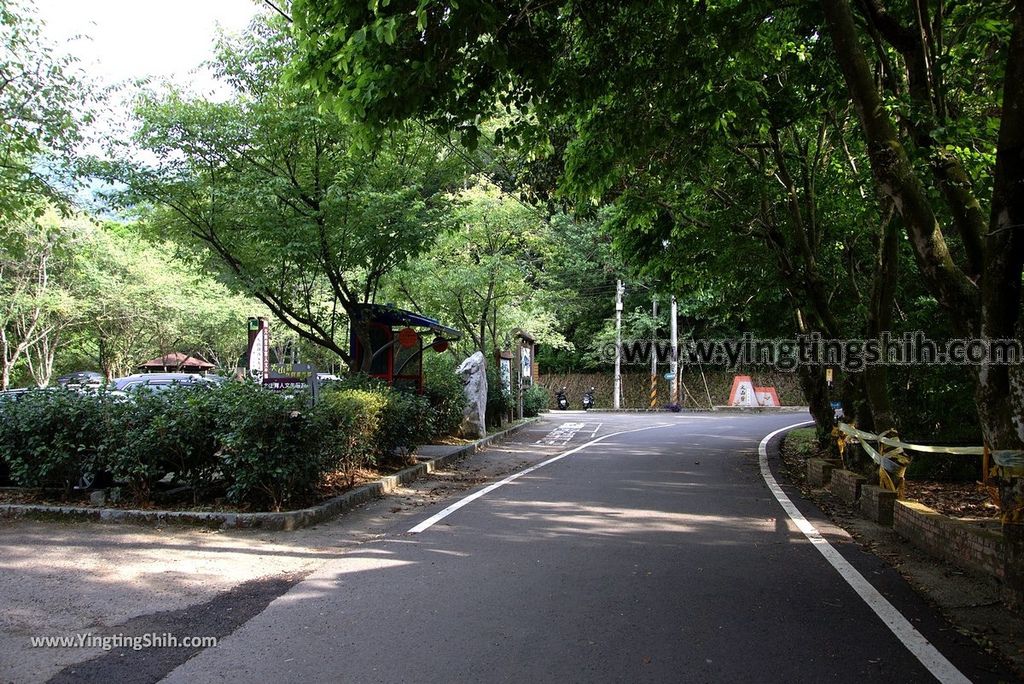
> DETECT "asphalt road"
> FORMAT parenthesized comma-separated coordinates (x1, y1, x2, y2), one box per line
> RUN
(52, 412, 1016, 683)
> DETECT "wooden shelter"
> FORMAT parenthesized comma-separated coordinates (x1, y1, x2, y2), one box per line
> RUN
(138, 352, 214, 374)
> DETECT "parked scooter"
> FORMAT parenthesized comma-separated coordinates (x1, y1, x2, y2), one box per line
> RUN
(582, 387, 595, 410)
(556, 387, 569, 410)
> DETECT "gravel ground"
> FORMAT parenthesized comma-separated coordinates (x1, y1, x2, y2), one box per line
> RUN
(0, 419, 556, 684)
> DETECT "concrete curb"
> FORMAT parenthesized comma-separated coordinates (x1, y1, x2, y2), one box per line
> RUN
(589, 406, 811, 414)
(0, 418, 539, 532)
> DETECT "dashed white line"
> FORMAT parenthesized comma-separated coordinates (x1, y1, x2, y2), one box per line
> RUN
(408, 422, 673, 534)
(759, 421, 970, 684)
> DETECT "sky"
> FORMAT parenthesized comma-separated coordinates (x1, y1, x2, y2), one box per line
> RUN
(31, 1, 270, 206)
(35, 0, 266, 97)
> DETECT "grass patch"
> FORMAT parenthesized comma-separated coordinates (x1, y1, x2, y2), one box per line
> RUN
(783, 428, 820, 459)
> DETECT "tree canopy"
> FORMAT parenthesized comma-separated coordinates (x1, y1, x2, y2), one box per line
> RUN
(0, 0, 91, 219)
(100, 18, 466, 368)
(288, 0, 1024, 451)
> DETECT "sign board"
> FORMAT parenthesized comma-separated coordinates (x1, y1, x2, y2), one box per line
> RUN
(520, 345, 532, 386)
(262, 377, 305, 391)
(663, 371, 676, 381)
(754, 387, 780, 407)
(499, 357, 512, 394)
(728, 375, 759, 407)
(247, 317, 270, 382)
(728, 376, 782, 407)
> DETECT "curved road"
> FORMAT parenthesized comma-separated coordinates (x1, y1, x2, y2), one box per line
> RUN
(151, 412, 1007, 683)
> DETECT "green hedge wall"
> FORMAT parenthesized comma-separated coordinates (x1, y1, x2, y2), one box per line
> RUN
(0, 378, 462, 512)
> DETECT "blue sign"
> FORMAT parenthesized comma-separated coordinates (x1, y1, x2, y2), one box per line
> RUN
(830, 401, 842, 410)
(663, 372, 676, 380)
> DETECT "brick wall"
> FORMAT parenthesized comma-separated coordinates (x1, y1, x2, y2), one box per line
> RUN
(894, 501, 1004, 581)
(807, 458, 840, 487)
(830, 469, 867, 505)
(859, 485, 896, 526)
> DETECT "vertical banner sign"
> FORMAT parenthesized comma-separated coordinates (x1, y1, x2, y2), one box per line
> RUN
(499, 357, 512, 394)
(520, 346, 532, 386)
(247, 317, 270, 382)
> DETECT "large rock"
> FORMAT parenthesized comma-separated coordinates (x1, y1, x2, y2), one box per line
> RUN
(456, 351, 488, 439)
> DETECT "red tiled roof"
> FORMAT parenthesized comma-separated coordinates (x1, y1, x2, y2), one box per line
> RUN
(138, 352, 214, 370)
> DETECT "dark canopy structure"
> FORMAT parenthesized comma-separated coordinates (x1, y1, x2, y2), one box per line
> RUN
(350, 304, 462, 391)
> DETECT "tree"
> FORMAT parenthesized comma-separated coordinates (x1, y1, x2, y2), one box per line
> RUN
(99, 17, 464, 370)
(0, 208, 77, 389)
(0, 0, 91, 220)
(289, 0, 1020, 441)
(819, 0, 1023, 448)
(392, 178, 567, 354)
(67, 223, 259, 380)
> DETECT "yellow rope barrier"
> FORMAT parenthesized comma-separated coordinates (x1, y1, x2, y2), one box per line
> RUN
(834, 423, 1024, 513)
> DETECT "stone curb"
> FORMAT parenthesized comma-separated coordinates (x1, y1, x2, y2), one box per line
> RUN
(0, 418, 539, 532)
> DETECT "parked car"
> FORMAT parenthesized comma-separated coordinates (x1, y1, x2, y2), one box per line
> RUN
(112, 373, 219, 394)
(0, 388, 30, 403)
(56, 370, 105, 389)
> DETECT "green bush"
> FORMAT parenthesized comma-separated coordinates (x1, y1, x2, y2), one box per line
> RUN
(522, 384, 549, 418)
(158, 387, 221, 496)
(378, 389, 433, 465)
(485, 362, 511, 426)
(0, 376, 452, 511)
(316, 388, 387, 482)
(423, 353, 467, 439)
(215, 383, 322, 511)
(318, 384, 432, 470)
(103, 390, 171, 502)
(104, 386, 221, 503)
(0, 388, 111, 495)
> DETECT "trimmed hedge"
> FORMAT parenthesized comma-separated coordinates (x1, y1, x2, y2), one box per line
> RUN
(0, 388, 112, 495)
(423, 353, 467, 438)
(523, 385, 549, 417)
(0, 374, 462, 512)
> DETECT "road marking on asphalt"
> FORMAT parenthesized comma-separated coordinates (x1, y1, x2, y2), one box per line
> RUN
(408, 423, 673, 534)
(536, 422, 587, 445)
(759, 422, 971, 684)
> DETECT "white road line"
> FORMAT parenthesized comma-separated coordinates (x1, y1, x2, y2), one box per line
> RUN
(408, 423, 673, 534)
(759, 422, 970, 684)
(536, 421, 586, 445)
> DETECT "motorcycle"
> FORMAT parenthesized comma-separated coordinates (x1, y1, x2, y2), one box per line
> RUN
(582, 387, 595, 410)
(556, 387, 569, 410)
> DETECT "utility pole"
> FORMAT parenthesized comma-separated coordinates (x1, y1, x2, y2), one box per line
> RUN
(670, 295, 678, 406)
(649, 297, 658, 409)
(614, 280, 623, 409)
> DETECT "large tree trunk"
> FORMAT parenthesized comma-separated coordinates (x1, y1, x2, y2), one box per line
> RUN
(981, 3, 1024, 609)
(824, 0, 1024, 607)
(797, 363, 833, 444)
(862, 205, 900, 434)
(820, 0, 978, 335)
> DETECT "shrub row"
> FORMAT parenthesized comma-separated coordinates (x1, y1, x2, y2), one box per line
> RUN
(0, 373, 467, 511)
